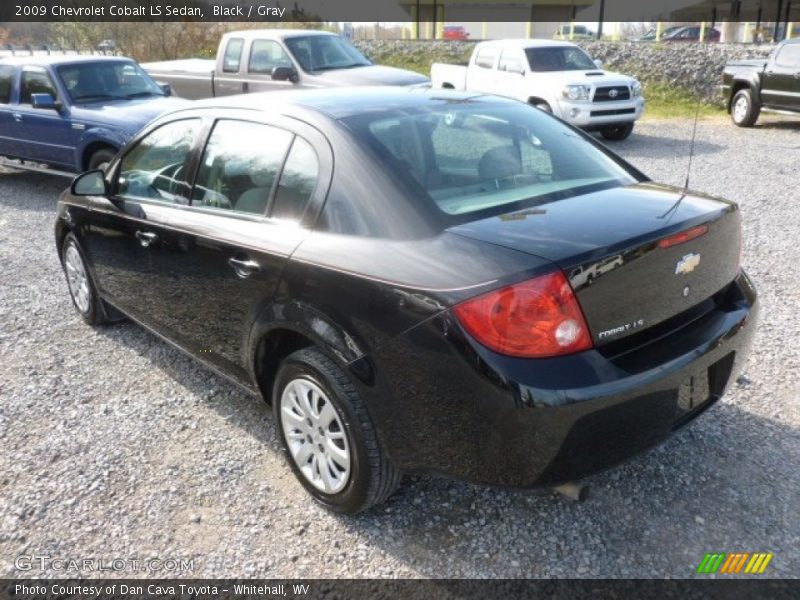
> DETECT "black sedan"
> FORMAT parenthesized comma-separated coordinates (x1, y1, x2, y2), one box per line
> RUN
(56, 88, 757, 513)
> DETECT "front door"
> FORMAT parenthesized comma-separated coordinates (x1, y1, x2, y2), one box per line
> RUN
(81, 118, 204, 332)
(762, 43, 800, 111)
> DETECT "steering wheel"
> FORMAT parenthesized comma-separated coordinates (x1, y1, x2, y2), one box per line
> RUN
(120, 170, 161, 199)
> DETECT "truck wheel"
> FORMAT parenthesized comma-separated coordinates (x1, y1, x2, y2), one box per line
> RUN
(601, 123, 634, 141)
(731, 89, 760, 127)
(273, 347, 401, 514)
(88, 148, 116, 172)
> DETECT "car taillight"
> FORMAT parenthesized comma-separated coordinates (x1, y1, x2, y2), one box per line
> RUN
(453, 271, 593, 358)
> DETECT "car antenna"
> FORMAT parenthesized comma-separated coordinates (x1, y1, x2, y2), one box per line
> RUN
(659, 98, 702, 220)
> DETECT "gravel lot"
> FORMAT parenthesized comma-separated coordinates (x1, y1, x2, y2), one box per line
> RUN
(1, 115, 798, 579)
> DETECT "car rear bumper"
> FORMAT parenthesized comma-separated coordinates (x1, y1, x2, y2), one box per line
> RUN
(363, 271, 757, 487)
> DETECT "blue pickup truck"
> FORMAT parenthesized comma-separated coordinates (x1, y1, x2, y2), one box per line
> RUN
(0, 55, 188, 173)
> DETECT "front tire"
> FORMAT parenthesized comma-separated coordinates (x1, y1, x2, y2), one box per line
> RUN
(731, 88, 760, 127)
(61, 233, 107, 326)
(88, 147, 116, 171)
(273, 348, 401, 514)
(601, 123, 634, 141)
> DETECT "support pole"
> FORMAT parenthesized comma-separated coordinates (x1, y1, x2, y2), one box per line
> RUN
(597, 0, 605, 39)
(775, 0, 785, 42)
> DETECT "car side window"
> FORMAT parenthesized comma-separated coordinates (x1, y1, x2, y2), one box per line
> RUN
(498, 50, 523, 73)
(248, 40, 293, 75)
(775, 44, 800, 68)
(271, 137, 319, 221)
(20, 68, 58, 104)
(117, 118, 202, 204)
(222, 38, 244, 73)
(192, 120, 293, 215)
(474, 47, 497, 69)
(0, 66, 13, 104)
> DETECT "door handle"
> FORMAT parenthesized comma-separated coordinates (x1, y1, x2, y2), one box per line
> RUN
(228, 256, 261, 278)
(135, 230, 158, 248)
(242, 81, 249, 93)
(12, 112, 22, 122)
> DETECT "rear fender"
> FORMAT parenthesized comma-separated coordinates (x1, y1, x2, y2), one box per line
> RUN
(246, 297, 371, 382)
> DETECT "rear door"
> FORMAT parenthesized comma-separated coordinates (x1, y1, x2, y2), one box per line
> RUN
(213, 36, 247, 96)
(762, 43, 800, 110)
(468, 45, 499, 93)
(0, 65, 15, 156)
(496, 48, 526, 99)
(8, 66, 75, 167)
(147, 115, 331, 381)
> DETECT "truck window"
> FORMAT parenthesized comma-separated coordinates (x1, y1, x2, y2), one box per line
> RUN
(20, 68, 58, 104)
(525, 47, 595, 72)
(775, 44, 800, 68)
(0, 66, 13, 104)
(248, 40, 293, 75)
(222, 38, 244, 73)
(271, 137, 319, 221)
(191, 120, 293, 215)
(474, 47, 497, 69)
(498, 50, 523, 73)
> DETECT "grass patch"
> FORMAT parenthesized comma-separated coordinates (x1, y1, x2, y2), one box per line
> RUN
(639, 81, 724, 119)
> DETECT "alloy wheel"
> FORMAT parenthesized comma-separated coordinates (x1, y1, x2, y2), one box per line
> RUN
(279, 377, 351, 494)
(64, 243, 91, 314)
(733, 95, 749, 123)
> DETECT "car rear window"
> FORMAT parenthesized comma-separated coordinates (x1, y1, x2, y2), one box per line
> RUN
(343, 100, 636, 219)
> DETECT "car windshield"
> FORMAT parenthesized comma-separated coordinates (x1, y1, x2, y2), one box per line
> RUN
(57, 61, 164, 103)
(343, 99, 637, 219)
(525, 46, 596, 71)
(284, 35, 371, 72)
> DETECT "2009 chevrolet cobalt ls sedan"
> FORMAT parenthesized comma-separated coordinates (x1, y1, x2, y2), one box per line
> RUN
(56, 88, 757, 513)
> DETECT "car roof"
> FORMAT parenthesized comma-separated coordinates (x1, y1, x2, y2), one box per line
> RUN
(477, 38, 578, 49)
(168, 86, 507, 121)
(0, 55, 134, 67)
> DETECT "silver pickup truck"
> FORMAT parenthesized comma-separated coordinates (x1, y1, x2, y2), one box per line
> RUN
(142, 29, 429, 99)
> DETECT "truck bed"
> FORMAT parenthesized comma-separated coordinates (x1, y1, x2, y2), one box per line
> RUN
(142, 58, 215, 75)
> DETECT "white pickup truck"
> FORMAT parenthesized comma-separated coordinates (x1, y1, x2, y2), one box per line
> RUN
(431, 39, 644, 140)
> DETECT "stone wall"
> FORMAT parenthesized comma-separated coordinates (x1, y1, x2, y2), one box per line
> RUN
(354, 40, 776, 103)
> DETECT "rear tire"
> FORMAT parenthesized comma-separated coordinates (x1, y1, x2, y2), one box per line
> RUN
(601, 123, 634, 141)
(730, 88, 760, 127)
(273, 348, 401, 514)
(61, 233, 108, 326)
(88, 147, 116, 171)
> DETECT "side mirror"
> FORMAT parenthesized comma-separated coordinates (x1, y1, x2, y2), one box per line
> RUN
(509, 64, 525, 75)
(593, 59, 603, 69)
(158, 83, 172, 96)
(31, 93, 63, 111)
(271, 66, 298, 83)
(71, 170, 108, 196)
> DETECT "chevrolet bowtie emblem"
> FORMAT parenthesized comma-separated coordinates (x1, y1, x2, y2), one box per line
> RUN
(675, 253, 701, 275)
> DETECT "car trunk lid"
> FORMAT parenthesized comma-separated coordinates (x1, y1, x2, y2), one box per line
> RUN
(448, 182, 741, 346)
